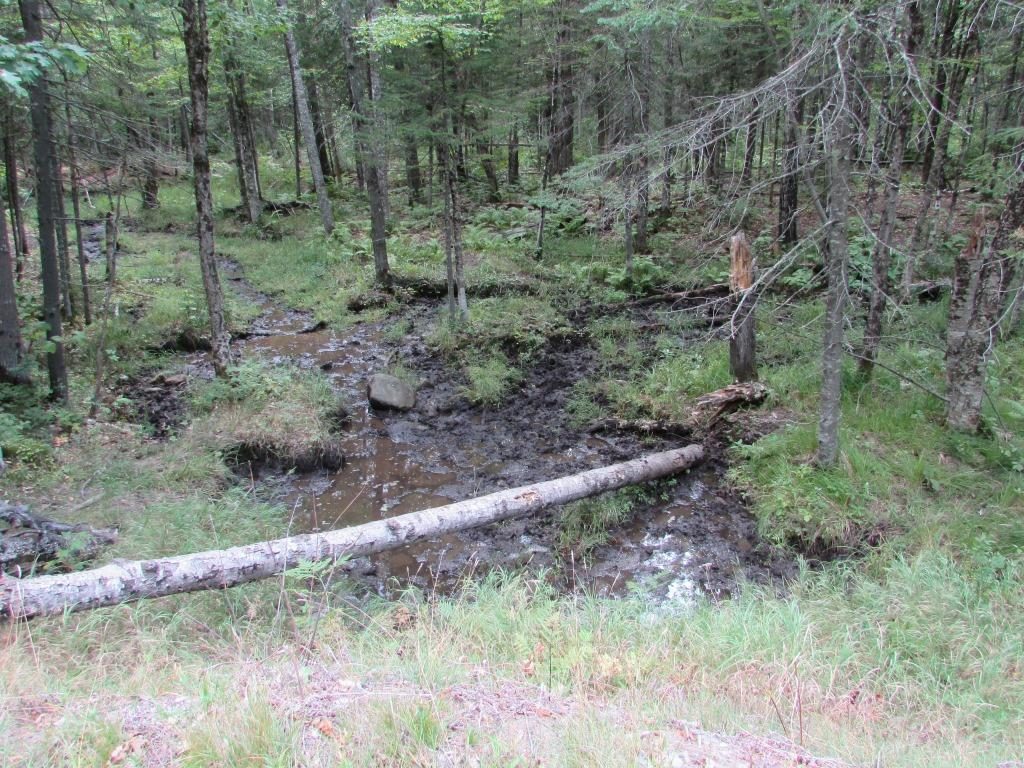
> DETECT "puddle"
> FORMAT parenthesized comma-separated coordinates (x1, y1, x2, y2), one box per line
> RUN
(220, 264, 794, 603)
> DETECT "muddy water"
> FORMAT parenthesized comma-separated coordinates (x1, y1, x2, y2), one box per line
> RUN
(225, 266, 792, 604)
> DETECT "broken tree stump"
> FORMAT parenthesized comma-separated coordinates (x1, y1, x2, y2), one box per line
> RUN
(692, 382, 769, 426)
(728, 232, 757, 382)
(1, 502, 118, 575)
(588, 383, 770, 437)
(1, 445, 704, 620)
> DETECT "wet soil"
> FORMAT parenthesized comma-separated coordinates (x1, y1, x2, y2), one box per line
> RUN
(211, 263, 795, 604)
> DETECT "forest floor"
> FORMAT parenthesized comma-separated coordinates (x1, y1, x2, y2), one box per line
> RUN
(2, 161, 1024, 767)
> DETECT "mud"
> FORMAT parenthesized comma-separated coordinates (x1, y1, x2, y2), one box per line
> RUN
(215, 264, 795, 604)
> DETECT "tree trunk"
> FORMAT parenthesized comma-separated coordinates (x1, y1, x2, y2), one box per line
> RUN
(1, 446, 704, 619)
(291, 79, 302, 198)
(64, 93, 92, 325)
(543, 0, 574, 178)
(306, 77, 334, 181)
(53, 139, 75, 322)
(3, 115, 30, 280)
(920, 0, 961, 185)
(903, 18, 976, 294)
(777, 98, 803, 247)
(339, 0, 389, 284)
(104, 211, 117, 285)
(405, 136, 422, 205)
(224, 61, 263, 224)
(19, 0, 68, 401)
(178, 102, 192, 165)
(182, 0, 233, 377)
(279, 0, 334, 235)
(816, 36, 854, 468)
(478, 138, 500, 203)
(945, 180, 1024, 431)
(728, 232, 757, 382)
(142, 117, 160, 209)
(859, 4, 918, 379)
(0, 179, 25, 382)
(659, 34, 677, 215)
(365, 0, 390, 221)
(507, 124, 519, 186)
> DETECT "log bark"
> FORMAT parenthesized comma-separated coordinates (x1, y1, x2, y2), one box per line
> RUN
(0, 446, 704, 620)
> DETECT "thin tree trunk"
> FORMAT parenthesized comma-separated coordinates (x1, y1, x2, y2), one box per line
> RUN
(225, 62, 263, 224)
(859, 4, 918, 379)
(0, 180, 25, 382)
(339, 0, 388, 284)
(291, 78, 301, 198)
(19, 0, 67, 401)
(903, 21, 976, 294)
(1, 446, 704, 620)
(142, 116, 160, 209)
(178, 102, 192, 165)
(3, 115, 30, 280)
(477, 137, 500, 203)
(64, 91, 92, 324)
(53, 140, 75, 322)
(543, 0, 574, 177)
(816, 36, 854, 468)
(405, 136, 422, 204)
(507, 124, 519, 186)
(279, 0, 334, 235)
(778, 98, 803, 247)
(182, 0, 233, 377)
(307, 77, 334, 181)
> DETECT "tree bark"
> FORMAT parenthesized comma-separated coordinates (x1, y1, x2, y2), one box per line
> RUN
(817, 35, 854, 468)
(903, 16, 977, 294)
(339, 0, 389, 285)
(0, 446, 704, 620)
(728, 232, 757, 382)
(64, 92, 92, 324)
(945, 180, 1024, 431)
(224, 59, 263, 224)
(777, 98, 803, 247)
(141, 116, 160, 210)
(3, 114, 30, 280)
(306, 77, 335, 181)
(507, 124, 519, 186)
(405, 135, 422, 204)
(19, 0, 68, 402)
(543, 0, 574, 178)
(182, 0, 233, 377)
(0, 177, 25, 382)
(279, 0, 334, 235)
(858, 3, 919, 379)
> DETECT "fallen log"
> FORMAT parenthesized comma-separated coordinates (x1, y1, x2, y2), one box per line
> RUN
(692, 382, 769, 425)
(1, 503, 118, 574)
(626, 283, 730, 307)
(588, 383, 769, 436)
(588, 418, 692, 437)
(0, 445, 704, 620)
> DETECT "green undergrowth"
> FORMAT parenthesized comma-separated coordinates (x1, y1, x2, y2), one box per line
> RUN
(188, 359, 345, 470)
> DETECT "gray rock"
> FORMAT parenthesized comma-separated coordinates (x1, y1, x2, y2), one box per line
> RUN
(368, 373, 416, 411)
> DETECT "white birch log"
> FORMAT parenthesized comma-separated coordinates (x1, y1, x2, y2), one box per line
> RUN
(1, 445, 704, 619)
